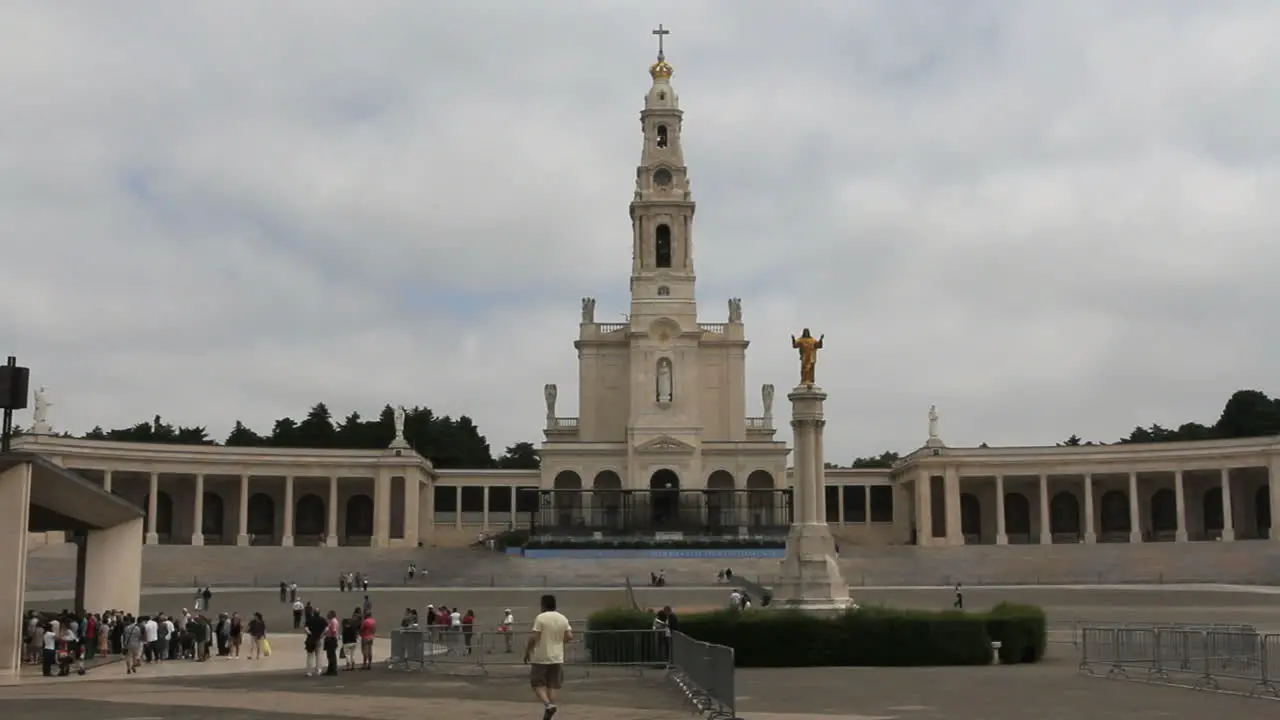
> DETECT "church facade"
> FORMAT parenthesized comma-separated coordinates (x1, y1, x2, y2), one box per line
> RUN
(10, 47, 1280, 552)
(535, 50, 789, 526)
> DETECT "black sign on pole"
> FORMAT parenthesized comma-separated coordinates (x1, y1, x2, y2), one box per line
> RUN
(0, 356, 32, 453)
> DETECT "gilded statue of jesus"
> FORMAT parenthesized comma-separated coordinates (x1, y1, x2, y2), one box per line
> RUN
(791, 328, 824, 385)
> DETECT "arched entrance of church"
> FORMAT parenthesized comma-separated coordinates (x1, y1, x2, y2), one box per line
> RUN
(649, 469, 680, 529)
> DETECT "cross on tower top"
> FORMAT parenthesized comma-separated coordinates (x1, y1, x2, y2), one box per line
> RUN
(652, 24, 670, 61)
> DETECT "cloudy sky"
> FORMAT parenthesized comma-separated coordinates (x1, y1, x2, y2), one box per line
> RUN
(3, 1, 1278, 463)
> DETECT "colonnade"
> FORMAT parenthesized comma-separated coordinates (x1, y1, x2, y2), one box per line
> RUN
(913, 462, 1280, 546)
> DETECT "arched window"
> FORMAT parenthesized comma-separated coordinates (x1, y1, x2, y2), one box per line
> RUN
(656, 124, 669, 148)
(655, 224, 672, 268)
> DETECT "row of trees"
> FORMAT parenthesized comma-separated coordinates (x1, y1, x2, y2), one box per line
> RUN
(841, 389, 1280, 468)
(14, 389, 1279, 472)
(17, 403, 540, 470)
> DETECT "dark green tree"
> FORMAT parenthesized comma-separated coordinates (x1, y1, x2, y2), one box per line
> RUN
(849, 451, 900, 469)
(1214, 389, 1280, 438)
(225, 421, 265, 446)
(267, 417, 301, 447)
(295, 403, 337, 448)
(1061, 434, 1083, 446)
(497, 441, 540, 469)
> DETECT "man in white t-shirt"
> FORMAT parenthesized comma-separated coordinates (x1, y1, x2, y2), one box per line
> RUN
(450, 608, 462, 629)
(524, 594, 572, 720)
(143, 616, 159, 662)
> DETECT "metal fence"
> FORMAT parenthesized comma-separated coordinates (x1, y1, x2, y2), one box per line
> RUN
(1078, 624, 1280, 698)
(670, 631, 740, 720)
(387, 627, 740, 718)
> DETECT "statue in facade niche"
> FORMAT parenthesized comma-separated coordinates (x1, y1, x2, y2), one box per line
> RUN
(581, 297, 596, 323)
(728, 297, 742, 323)
(762, 384, 775, 418)
(656, 358, 673, 403)
(791, 328, 824, 385)
(544, 384, 557, 418)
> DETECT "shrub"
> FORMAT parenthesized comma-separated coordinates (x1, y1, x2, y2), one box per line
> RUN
(587, 605, 998, 667)
(583, 608, 666, 664)
(984, 602, 1047, 664)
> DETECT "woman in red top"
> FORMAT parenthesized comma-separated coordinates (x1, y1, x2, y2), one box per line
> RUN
(358, 612, 377, 670)
(462, 610, 475, 655)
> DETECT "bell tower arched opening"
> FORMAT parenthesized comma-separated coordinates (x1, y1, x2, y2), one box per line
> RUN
(655, 224, 672, 268)
(656, 124, 669, 148)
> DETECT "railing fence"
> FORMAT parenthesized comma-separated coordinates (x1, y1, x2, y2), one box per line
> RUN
(387, 627, 741, 718)
(1078, 624, 1280, 698)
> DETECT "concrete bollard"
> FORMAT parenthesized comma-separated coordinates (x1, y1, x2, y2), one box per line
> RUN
(991, 641, 1002, 665)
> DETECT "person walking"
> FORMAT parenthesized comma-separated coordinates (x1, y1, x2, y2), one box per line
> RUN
(524, 594, 572, 720)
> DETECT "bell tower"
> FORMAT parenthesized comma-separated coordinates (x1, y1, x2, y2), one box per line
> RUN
(629, 25, 697, 329)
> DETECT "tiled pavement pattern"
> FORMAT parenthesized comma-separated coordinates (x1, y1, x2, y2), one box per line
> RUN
(25, 586, 1280, 640)
(1, 656, 1274, 720)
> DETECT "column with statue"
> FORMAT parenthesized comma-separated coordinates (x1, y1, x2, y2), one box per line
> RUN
(772, 328, 854, 610)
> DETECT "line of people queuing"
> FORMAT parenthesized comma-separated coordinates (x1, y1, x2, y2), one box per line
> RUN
(21, 607, 271, 677)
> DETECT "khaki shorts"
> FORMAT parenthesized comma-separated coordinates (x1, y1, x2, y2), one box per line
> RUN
(529, 663, 563, 689)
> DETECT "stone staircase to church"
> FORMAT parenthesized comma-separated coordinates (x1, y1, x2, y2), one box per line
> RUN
(23, 544, 518, 592)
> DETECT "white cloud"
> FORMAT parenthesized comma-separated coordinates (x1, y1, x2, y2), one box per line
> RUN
(3, 0, 1278, 464)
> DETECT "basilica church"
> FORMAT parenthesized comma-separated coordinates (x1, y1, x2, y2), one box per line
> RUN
(535, 45, 790, 533)
(13, 39, 1279, 553)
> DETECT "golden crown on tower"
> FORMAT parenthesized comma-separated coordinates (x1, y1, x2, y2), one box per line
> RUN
(649, 59, 673, 80)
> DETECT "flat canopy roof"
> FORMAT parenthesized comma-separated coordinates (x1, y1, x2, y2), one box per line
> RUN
(0, 452, 144, 532)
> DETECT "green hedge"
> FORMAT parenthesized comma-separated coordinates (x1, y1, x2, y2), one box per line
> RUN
(985, 602, 1047, 664)
(586, 603, 1047, 667)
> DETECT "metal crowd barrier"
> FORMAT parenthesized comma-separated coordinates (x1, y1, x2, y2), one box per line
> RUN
(1078, 625, 1280, 698)
(670, 631, 741, 720)
(387, 627, 741, 718)
(386, 627, 668, 676)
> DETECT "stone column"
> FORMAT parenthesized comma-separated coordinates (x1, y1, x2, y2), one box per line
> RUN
(837, 485, 845, 524)
(374, 471, 391, 547)
(102, 470, 113, 494)
(1270, 457, 1280, 542)
(1083, 474, 1096, 543)
(773, 384, 851, 611)
(404, 476, 420, 546)
(1173, 469, 1187, 542)
(943, 466, 962, 546)
(994, 475, 1007, 545)
(1038, 474, 1052, 544)
(482, 485, 491, 530)
(145, 472, 159, 545)
(1127, 472, 1142, 543)
(282, 476, 294, 546)
(326, 476, 339, 547)
(0, 463, 33, 677)
(191, 474, 204, 546)
(237, 473, 250, 546)
(1219, 469, 1234, 541)
(455, 486, 463, 530)
(915, 468, 932, 546)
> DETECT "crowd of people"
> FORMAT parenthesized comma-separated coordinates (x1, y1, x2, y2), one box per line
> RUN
(21, 607, 269, 677)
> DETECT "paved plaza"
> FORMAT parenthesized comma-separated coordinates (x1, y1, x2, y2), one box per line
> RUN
(11, 585, 1280, 718)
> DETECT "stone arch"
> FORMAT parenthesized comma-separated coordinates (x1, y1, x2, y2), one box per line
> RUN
(553, 471, 583, 527)
(247, 493, 275, 538)
(201, 492, 225, 536)
(143, 491, 175, 536)
(706, 470, 736, 528)
(1150, 488, 1176, 534)
(649, 469, 681, 528)
(1202, 487, 1224, 532)
(345, 494, 374, 537)
(1049, 492, 1081, 535)
(1003, 492, 1031, 536)
(655, 223, 672, 268)
(295, 493, 326, 536)
(959, 493, 981, 537)
(591, 470, 622, 529)
(745, 470, 777, 527)
(1257, 486, 1271, 537)
(1099, 490, 1130, 533)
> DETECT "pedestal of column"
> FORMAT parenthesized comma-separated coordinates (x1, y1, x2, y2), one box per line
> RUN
(772, 384, 853, 612)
